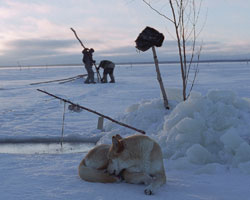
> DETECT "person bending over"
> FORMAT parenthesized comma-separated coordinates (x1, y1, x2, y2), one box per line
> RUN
(98, 60, 115, 83)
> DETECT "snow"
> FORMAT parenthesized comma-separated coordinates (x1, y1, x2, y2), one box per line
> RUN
(1, 62, 250, 199)
(186, 144, 213, 165)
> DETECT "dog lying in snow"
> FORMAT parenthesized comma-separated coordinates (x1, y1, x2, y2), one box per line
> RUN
(78, 143, 119, 183)
(78, 134, 166, 195)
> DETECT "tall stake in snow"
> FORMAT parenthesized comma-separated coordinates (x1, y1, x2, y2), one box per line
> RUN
(152, 46, 169, 109)
(135, 27, 169, 109)
(60, 102, 66, 148)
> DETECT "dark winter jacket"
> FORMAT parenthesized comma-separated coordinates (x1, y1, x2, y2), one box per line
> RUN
(82, 49, 94, 65)
(98, 60, 115, 69)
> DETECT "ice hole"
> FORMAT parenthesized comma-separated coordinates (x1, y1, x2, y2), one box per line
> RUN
(0, 142, 94, 154)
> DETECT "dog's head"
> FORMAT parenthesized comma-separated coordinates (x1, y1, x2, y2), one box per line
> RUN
(107, 134, 124, 176)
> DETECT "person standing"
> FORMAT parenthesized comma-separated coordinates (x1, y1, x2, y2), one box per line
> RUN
(97, 60, 115, 83)
(82, 48, 96, 84)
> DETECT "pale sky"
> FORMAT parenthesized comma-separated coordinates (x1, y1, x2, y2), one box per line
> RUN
(0, 0, 249, 66)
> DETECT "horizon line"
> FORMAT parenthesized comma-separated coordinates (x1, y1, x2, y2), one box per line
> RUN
(1, 58, 250, 68)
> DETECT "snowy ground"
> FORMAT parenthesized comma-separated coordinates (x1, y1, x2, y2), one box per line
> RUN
(0, 62, 250, 200)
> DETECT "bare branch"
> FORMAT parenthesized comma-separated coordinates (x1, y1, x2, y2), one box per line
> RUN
(165, 26, 178, 41)
(187, 44, 202, 99)
(186, 31, 197, 86)
(169, 0, 187, 100)
(142, 0, 175, 23)
(181, 5, 188, 79)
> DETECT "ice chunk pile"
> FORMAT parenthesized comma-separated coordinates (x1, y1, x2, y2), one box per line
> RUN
(159, 90, 250, 167)
(99, 90, 250, 169)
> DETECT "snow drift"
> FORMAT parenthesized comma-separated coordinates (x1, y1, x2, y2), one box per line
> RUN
(99, 89, 250, 171)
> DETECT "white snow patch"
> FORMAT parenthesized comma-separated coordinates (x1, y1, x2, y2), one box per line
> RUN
(186, 144, 213, 165)
(238, 161, 250, 174)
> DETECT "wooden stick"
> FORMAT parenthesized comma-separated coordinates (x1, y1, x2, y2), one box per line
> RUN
(93, 63, 102, 82)
(152, 46, 169, 109)
(70, 28, 101, 82)
(60, 102, 66, 147)
(59, 75, 87, 84)
(37, 89, 146, 135)
(70, 27, 86, 49)
(30, 74, 87, 85)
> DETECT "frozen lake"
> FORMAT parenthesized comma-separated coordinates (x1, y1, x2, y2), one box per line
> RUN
(1, 62, 250, 200)
(1, 62, 250, 141)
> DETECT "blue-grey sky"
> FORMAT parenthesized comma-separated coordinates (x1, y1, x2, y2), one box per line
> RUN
(0, 0, 249, 66)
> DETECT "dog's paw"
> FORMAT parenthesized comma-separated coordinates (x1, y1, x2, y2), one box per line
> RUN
(143, 174, 154, 185)
(115, 175, 123, 182)
(144, 188, 153, 195)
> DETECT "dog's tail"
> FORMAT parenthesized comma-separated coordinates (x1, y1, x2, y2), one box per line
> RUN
(78, 160, 118, 183)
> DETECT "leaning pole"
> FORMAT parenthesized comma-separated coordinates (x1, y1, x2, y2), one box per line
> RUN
(135, 26, 169, 109)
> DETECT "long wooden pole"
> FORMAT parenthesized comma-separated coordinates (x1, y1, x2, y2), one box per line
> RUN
(30, 74, 87, 85)
(93, 63, 102, 82)
(70, 27, 102, 82)
(152, 46, 169, 109)
(70, 28, 86, 49)
(37, 89, 146, 135)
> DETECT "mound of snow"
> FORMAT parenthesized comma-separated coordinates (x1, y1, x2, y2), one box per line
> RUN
(98, 89, 250, 170)
(97, 98, 172, 144)
(160, 90, 250, 167)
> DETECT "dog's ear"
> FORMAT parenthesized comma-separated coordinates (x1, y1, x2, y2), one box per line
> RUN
(115, 134, 123, 140)
(112, 136, 124, 153)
